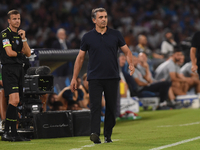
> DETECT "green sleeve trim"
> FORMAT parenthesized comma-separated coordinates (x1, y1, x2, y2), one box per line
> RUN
(3, 44, 12, 48)
(6, 118, 17, 122)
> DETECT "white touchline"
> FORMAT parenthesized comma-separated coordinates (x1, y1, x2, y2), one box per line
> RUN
(157, 121, 200, 127)
(149, 136, 200, 150)
(69, 144, 95, 150)
(69, 139, 120, 150)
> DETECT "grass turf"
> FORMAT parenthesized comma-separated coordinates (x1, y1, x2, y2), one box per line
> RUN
(0, 108, 200, 150)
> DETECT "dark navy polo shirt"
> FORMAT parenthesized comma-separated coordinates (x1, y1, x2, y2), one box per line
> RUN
(80, 27, 126, 80)
(191, 31, 200, 66)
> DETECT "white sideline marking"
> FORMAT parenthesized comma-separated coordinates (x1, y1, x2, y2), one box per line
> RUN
(69, 144, 95, 150)
(157, 122, 200, 127)
(149, 136, 200, 150)
(70, 139, 120, 150)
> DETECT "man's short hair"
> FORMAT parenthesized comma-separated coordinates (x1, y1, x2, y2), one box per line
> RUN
(139, 52, 148, 57)
(7, 10, 20, 19)
(173, 46, 182, 53)
(91, 8, 107, 20)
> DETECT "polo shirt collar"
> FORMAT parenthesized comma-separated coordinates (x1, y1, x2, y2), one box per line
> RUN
(93, 26, 110, 35)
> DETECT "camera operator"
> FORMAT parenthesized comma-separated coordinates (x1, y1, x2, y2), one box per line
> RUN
(0, 10, 31, 141)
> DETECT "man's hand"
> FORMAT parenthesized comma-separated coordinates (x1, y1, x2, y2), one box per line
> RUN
(70, 78, 77, 92)
(129, 64, 135, 76)
(18, 29, 26, 40)
(191, 64, 198, 72)
(0, 80, 3, 86)
(143, 62, 149, 69)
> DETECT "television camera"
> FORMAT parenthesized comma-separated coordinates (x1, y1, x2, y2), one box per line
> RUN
(17, 50, 54, 131)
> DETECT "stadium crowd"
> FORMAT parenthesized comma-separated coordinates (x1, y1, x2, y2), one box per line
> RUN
(1, 0, 200, 129)
(0, 0, 199, 50)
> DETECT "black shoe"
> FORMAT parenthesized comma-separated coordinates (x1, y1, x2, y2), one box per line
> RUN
(1, 132, 13, 141)
(90, 133, 101, 144)
(104, 137, 113, 143)
(12, 133, 30, 142)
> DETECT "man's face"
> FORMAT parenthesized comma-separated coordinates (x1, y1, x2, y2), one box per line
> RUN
(119, 55, 126, 67)
(166, 32, 173, 40)
(138, 53, 147, 63)
(51, 94, 58, 103)
(177, 54, 185, 66)
(93, 11, 108, 28)
(8, 14, 21, 29)
(140, 36, 147, 46)
(58, 30, 66, 40)
(173, 52, 183, 63)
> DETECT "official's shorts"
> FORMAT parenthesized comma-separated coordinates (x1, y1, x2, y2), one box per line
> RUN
(2, 64, 24, 97)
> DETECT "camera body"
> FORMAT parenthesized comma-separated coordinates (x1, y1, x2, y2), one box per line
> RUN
(24, 75, 54, 94)
(18, 74, 54, 130)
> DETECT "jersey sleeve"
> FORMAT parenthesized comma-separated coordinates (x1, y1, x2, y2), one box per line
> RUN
(80, 34, 88, 51)
(1, 31, 11, 48)
(117, 31, 126, 47)
(168, 61, 176, 73)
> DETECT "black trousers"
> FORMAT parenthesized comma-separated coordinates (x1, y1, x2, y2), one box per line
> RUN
(89, 79, 119, 138)
(139, 81, 171, 102)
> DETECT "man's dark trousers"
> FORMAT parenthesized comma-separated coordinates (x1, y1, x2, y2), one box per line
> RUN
(89, 79, 119, 138)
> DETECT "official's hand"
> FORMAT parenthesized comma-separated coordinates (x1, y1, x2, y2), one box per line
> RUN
(129, 64, 135, 76)
(0, 80, 3, 86)
(70, 78, 77, 92)
(18, 29, 26, 40)
(191, 64, 198, 72)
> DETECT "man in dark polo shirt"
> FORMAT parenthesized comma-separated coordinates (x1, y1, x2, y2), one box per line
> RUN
(70, 8, 134, 144)
(190, 31, 200, 76)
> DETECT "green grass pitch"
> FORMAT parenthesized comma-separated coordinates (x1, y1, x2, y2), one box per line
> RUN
(0, 108, 200, 150)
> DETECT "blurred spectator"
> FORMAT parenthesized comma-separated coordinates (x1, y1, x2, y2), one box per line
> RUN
(177, 56, 200, 94)
(43, 32, 57, 48)
(137, 52, 155, 83)
(135, 34, 164, 59)
(36, 22, 51, 42)
(135, 34, 165, 72)
(118, 54, 129, 98)
(46, 93, 66, 111)
(161, 31, 177, 58)
(52, 28, 70, 49)
(57, 77, 83, 110)
(0, 0, 199, 51)
(69, 27, 81, 49)
(51, 28, 73, 77)
(137, 52, 176, 104)
(180, 61, 198, 79)
(79, 73, 90, 109)
(155, 48, 189, 96)
(132, 55, 172, 106)
(124, 30, 136, 52)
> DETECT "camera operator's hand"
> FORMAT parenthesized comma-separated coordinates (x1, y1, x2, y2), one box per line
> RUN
(70, 78, 77, 92)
